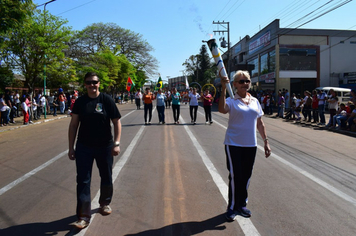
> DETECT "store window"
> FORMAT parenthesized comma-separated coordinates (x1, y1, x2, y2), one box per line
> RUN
(247, 57, 258, 78)
(280, 48, 316, 70)
(261, 50, 275, 75)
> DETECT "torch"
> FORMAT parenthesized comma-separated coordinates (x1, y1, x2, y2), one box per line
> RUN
(206, 39, 234, 98)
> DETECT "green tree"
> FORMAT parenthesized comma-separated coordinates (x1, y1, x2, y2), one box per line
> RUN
(67, 22, 158, 77)
(0, 0, 34, 47)
(1, 9, 74, 93)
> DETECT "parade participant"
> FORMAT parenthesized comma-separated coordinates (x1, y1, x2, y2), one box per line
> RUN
(156, 88, 166, 124)
(135, 89, 142, 109)
(164, 87, 171, 109)
(68, 72, 122, 229)
(188, 88, 200, 124)
(171, 87, 181, 124)
(143, 87, 155, 125)
(218, 70, 271, 221)
(202, 88, 213, 124)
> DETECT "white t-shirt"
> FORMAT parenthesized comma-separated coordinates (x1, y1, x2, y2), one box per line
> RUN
(318, 92, 326, 105)
(189, 93, 200, 106)
(224, 96, 264, 147)
(40, 96, 46, 106)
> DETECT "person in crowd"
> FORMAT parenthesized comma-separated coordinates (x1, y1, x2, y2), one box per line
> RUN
(317, 90, 326, 125)
(302, 90, 312, 122)
(53, 96, 59, 116)
(188, 88, 201, 124)
(294, 94, 302, 121)
(202, 88, 214, 124)
(14, 90, 21, 117)
(39, 92, 46, 119)
(277, 92, 285, 118)
(269, 94, 275, 115)
(218, 70, 271, 221)
(331, 103, 348, 130)
(347, 104, 356, 131)
(48, 93, 54, 115)
(285, 89, 290, 110)
(155, 88, 166, 124)
(32, 96, 38, 120)
(134, 89, 142, 109)
(21, 96, 29, 125)
(326, 89, 338, 127)
(142, 87, 155, 125)
(264, 94, 270, 115)
(0, 93, 10, 126)
(59, 91, 66, 114)
(350, 89, 356, 105)
(165, 87, 171, 109)
(311, 90, 319, 123)
(171, 87, 181, 124)
(4, 90, 14, 124)
(68, 72, 122, 229)
(25, 94, 33, 124)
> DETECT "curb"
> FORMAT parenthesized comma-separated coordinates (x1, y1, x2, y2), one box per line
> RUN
(0, 115, 70, 133)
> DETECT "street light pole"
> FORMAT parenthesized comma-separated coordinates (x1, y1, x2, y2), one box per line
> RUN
(43, 0, 56, 119)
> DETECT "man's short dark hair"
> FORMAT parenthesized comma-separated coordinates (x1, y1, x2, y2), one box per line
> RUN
(84, 72, 99, 81)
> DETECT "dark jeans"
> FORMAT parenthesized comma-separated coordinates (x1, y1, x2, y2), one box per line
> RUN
(172, 104, 180, 122)
(327, 109, 337, 126)
(1, 110, 9, 124)
(303, 105, 312, 121)
(225, 145, 256, 210)
(144, 103, 153, 122)
(75, 142, 113, 220)
(203, 105, 212, 122)
(312, 108, 319, 122)
(318, 104, 325, 123)
(135, 98, 141, 109)
(157, 105, 165, 122)
(190, 105, 198, 122)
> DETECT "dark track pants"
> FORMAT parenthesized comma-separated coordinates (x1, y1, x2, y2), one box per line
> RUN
(172, 104, 180, 122)
(189, 105, 198, 122)
(144, 103, 153, 122)
(225, 145, 256, 211)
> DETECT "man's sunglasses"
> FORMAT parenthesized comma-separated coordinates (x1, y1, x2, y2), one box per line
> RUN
(85, 80, 99, 85)
(235, 79, 251, 84)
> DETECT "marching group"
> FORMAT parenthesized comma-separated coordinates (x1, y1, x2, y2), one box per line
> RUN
(0, 88, 77, 126)
(132, 86, 214, 125)
(257, 88, 356, 132)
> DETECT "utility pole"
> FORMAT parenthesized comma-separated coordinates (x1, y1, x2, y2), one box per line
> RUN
(42, 0, 56, 119)
(212, 21, 231, 78)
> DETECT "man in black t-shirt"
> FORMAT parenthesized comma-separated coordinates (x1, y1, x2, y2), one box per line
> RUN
(68, 72, 122, 229)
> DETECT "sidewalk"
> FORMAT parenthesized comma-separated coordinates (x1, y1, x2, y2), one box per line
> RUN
(266, 112, 356, 138)
(0, 112, 70, 133)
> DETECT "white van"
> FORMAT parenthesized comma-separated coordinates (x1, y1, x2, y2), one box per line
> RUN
(315, 87, 351, 105)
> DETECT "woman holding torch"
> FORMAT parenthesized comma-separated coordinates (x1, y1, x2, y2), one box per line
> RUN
(218, 70, 271, 221)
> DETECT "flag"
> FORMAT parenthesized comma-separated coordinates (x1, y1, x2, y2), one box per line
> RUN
(185, 76, 189, 90)
(156, 76, 163, 90)
(126, 77, 135, 92)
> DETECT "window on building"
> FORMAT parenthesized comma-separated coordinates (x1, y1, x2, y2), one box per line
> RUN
(261, 50, 276, 75)
(247, 57, 258, 78)
(279, 48, 317, 71)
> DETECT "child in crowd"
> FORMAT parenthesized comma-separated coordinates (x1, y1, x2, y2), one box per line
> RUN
(21, 97, 29, 125)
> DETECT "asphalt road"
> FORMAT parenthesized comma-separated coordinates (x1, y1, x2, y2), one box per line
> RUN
(0, 102, 355, 236)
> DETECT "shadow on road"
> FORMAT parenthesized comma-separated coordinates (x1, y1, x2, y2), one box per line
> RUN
(0, 209, 99, 236)
(125, 213, 227, 236)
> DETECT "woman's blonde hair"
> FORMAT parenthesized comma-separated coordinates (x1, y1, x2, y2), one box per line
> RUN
(233, 70, 250, 81)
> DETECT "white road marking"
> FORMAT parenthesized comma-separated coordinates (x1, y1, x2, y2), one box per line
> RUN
(180, 116, 261, 236)
(0, 109, 136, 196)
(211, 117, 356, 208)
(76, 125, 146, 236)
(0, 150, 68, 196)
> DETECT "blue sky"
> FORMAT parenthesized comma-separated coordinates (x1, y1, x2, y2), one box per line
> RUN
(35, 0, 356, 83)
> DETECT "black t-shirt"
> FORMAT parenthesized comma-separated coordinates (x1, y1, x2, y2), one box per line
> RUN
(72, 93, 121, 147)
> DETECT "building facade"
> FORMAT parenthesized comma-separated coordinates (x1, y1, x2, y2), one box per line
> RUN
(222, 19, 356, 95)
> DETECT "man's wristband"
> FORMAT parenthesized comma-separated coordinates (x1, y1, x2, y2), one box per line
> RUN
(114, 141, 120, 147)
(264, 138, 268, 142)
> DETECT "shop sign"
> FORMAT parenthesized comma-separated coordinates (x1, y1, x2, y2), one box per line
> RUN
(249, 30, 271, 54)
(260, 72, 275, 81)
(265, 79, 275, 83)
(344, 72, 356, 78)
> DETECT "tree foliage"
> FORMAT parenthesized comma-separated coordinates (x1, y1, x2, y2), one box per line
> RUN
(66, 22, 158, 91)
(1, 9, 75, 93)
(183, 45, 216, 85)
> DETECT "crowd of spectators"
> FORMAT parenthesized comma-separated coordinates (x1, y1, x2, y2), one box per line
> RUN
(254, 88, 356, 133)
(0, 88, 78, 126)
